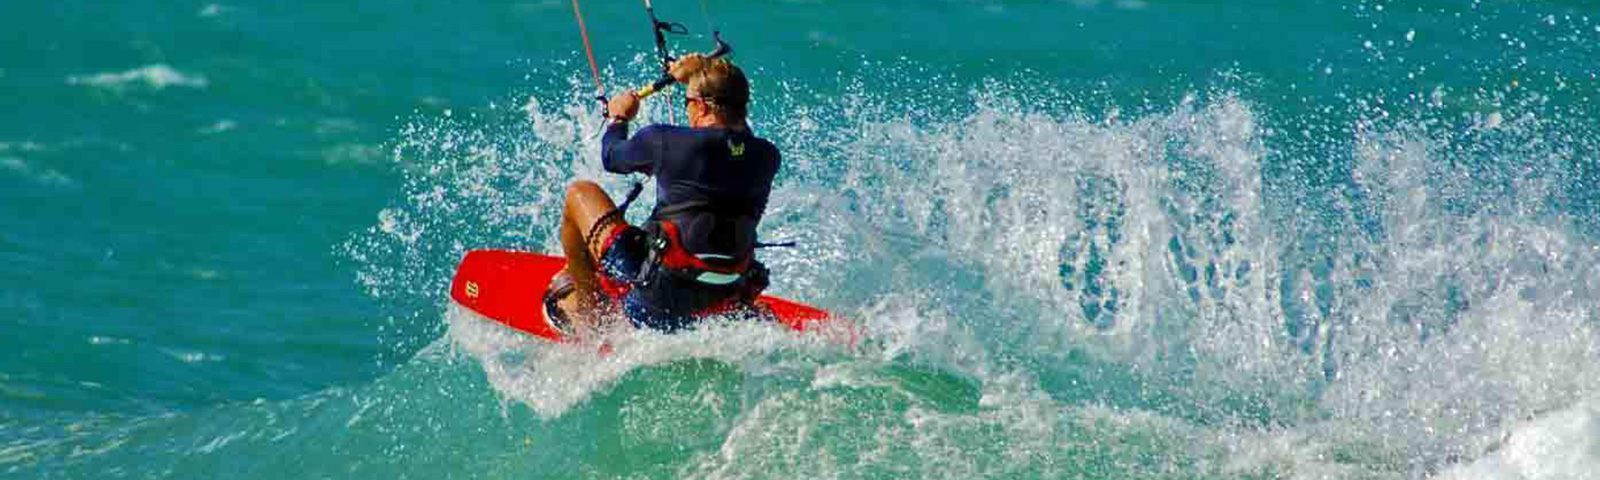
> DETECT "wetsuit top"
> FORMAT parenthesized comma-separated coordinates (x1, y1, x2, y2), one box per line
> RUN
(602, 122, 781, 257)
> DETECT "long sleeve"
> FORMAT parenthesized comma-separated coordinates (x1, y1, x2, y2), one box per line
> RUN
(601, 122, 657, 175)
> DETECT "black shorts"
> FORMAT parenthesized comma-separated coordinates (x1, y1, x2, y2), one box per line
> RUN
(595, 224, 756, 332)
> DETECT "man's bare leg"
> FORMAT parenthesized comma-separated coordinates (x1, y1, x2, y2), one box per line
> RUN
(556, 180, 626, 328)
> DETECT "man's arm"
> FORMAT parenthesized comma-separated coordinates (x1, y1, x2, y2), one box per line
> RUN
(601, 122, 656, 175)
(599, 92, 655, 175)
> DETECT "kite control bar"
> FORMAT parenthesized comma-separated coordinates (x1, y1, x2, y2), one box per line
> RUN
(633, 32, 732, 100)
(572, 0, 733, 115)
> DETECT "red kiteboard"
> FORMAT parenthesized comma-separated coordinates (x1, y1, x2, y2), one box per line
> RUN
(449, 250, 836, 342)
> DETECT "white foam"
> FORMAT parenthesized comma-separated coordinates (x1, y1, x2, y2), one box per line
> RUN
(67, 64, 209, 90)
(198, 120, 237, 135)
(160, 348, 226, 364)
(684, 367, 1228, 479)
(1114, 0, 1149, 10)
(1436, 401, 1600, 480)
(0, 141, 46, 153)
(187, 268, 221, 280)
(1, 156, 74, 186)
(198, 4, 230, 17)
(445, 304, 852, 418)
(376, 208, 423, 245)
(313, 118, 359, 135)
(87, 336, 132, 346)
(321, 143, 383, 165)
(193, 431, 246, 454)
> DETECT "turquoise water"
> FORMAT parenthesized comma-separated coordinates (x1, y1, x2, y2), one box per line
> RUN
(5, 1, 1600, 478)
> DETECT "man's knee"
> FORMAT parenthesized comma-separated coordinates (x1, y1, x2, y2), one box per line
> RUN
(565, 180, 603, 207)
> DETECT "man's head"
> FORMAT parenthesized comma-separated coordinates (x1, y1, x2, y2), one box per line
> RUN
(680, 56, 749, 126)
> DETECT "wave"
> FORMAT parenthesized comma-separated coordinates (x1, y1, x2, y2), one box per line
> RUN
(1, 156, 74, 187)
(66, 64, 209, 91)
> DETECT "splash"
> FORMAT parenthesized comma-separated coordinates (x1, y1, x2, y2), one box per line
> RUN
(344, 36, 1600, 477)
(444, 304, 852, 418)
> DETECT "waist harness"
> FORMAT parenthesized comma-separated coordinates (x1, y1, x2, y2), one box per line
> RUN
(634, 199, 769, 316)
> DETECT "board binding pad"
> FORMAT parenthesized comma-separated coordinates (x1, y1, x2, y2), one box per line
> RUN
(450, 250, 833, 342)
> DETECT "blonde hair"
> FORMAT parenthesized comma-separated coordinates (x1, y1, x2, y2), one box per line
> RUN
(685, 58, 749, 123)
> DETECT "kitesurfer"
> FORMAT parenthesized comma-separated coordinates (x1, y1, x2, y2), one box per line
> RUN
(547, 53, 780, 334)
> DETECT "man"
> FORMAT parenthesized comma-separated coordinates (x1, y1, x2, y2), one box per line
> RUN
(547, 53, 780, 334)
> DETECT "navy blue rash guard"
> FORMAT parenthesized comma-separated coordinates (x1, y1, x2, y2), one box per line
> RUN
(601, 122, 781, 256)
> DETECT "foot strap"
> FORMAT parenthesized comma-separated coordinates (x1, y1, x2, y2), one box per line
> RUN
(543, 274, 577, 334)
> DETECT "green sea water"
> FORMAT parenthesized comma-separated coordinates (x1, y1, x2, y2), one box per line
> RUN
(4, 1, 1600, 478)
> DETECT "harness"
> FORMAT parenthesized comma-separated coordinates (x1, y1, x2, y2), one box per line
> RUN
(634, 199, 770, 316)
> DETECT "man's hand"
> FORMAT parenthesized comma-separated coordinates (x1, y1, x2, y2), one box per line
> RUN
(669, 54, 708, 83)
(608, 92, 640, 121)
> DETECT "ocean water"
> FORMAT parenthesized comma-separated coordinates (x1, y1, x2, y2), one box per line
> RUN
(4, 1, 1600, 478)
